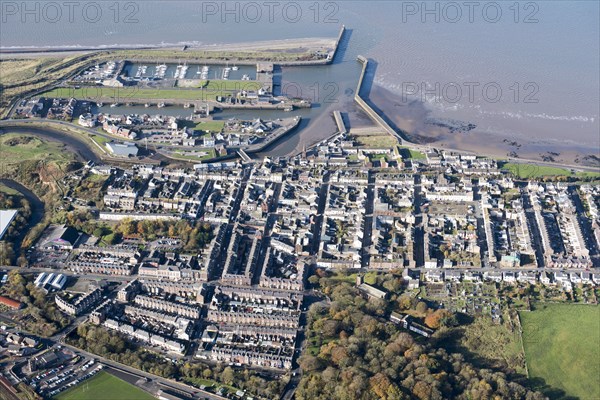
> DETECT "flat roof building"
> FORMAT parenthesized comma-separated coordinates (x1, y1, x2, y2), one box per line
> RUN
(105, 142, 139, 157)
(42, 225, 80, 250)
(0, 210, 18, 240)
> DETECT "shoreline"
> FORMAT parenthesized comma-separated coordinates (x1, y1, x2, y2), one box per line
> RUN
(3, 36, 596, 169)
(0, 37, 337, 58)
(366, 82, 600, 169)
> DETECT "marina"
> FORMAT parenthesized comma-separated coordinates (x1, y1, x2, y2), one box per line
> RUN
(124, 62, 255, 82)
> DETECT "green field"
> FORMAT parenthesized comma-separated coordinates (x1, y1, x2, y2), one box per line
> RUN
(501, 162, 600, 180)
(354, 134, 398, 148)
(0, 134, 71, 164)
(43, 80, 262, 102)
(112, 48, 319, 62)
(398, 146, 426, 160)
(195, 120, 225, 133)
(54, 371, 156, 400)
(90, 134, 111, 147)
(520, 304, 600, 399)
(198, 79, 262, 91)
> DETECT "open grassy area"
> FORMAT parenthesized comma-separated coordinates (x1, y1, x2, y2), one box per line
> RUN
(198, 79, 262, 91)
(520, 304, 600, 399)
(0, 53, 111, 119)
(54, 371, 155, 400)
(369, 153, 388, 162)
(500, 162, 600, 180)
(0, 134, 77, 180)
(113, 48, 323, 63)
(90, 134, 111, 147)
(183, 376, 247, 397)
(194, 120, 225, 133)
(0, 134, 70, 164)
(43, 81, 261, 102)
(353, 134, 398, 148)
(171, 149, 217, 161)
(44, 87, 208, 101)
(183, 377, 216, 389)
(326, 271, 380, 285)
(398, 146, 426, 160)
(458, 313, 526, 375)
(0, 58, 63, 85)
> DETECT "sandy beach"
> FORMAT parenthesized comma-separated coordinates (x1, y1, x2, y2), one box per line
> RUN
(368, 84, 599, 167)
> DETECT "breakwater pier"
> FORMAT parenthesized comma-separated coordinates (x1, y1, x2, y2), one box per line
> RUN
(354, 55, 408, 146)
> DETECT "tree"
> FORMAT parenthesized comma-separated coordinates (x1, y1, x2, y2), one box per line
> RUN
(398, 296, 413, 310)
(298, 354, 322, 372)
(370, 372, 392, 399)
(0, 243, 15, 265)
(297, 273, 546, 400)
(17, 255, 28, 267)
(93, 226, 108, 238)
(383, 277, 402, 293)
(416, 301, 429, 315)
(322, 319, 341, 337)
(221, 366, 235, 385)
(8, 270, 26, 287)
(330, 345, 350, 366)
(108, 232, 123, 245)
(425, 309, 457, 329)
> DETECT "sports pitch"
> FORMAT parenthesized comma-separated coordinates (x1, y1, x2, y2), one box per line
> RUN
(53, 371, 156, 400)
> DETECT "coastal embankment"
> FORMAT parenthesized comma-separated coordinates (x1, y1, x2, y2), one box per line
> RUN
(354, 55, 409, 145)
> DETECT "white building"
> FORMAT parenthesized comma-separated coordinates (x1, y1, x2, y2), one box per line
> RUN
(105, 142, 139, 157)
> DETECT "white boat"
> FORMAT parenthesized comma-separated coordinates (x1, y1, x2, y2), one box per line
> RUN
(200, 65, 210, 80)
(154, 64, 168, 79)
(134, 65, 148, 78)
(241, 74, 250, 81)
(157, 102, 166, 108)
(232, 64, 239, 71)
(144, 103, 150, 108)
(110, 103, 119, 108)
(174, 64, 183, 79)
(222, 67, 231, 80)
(96, 102, 104, 107)
(180, 64, 189, 79)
